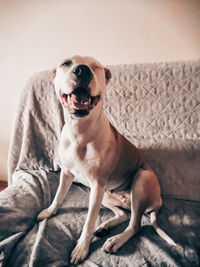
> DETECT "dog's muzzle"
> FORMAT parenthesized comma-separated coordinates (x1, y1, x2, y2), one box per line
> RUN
(72, 64, 93, 87)
(61, 64, 100, 117)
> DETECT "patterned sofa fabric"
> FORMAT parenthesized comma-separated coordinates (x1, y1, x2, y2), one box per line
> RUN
(105, 61, 200, 201)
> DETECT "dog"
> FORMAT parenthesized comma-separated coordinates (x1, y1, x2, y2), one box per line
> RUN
(37, 55, 175, 264)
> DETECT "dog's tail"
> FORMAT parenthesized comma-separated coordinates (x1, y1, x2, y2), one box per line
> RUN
(150, 211, 176, 246)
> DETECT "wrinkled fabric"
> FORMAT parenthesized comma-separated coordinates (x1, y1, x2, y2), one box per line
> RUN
(0, 60, 199, 266)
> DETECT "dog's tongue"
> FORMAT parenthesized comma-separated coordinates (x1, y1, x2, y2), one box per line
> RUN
(70, 93, 90, 110)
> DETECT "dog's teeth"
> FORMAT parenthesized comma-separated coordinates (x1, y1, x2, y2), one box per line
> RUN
(67, 94, 71, 103)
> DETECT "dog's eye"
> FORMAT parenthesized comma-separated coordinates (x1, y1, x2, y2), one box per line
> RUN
(92, 65, 100, 71)
(61, 60, 72, 67)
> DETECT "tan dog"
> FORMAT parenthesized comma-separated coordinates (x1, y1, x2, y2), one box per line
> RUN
(37, 55, 175, 264)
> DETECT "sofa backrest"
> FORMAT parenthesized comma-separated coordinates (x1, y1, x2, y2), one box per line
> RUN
(9, 60, 200, 201)
(105, 60, 200, 201)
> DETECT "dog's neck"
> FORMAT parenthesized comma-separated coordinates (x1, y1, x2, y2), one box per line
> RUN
(63, 102, 111, 144)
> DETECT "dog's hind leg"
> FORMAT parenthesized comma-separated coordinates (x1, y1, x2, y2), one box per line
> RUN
(101, 192, 144, 253)
(94, 192, 130, 237)
(101, 168, 157, 253)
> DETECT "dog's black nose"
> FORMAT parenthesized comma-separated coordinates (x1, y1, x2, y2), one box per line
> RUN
(72, 65, 93, 81)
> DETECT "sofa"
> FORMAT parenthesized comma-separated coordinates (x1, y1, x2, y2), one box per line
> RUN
(0, 59, 199, 266)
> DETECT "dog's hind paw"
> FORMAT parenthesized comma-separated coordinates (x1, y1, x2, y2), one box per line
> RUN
(102, 235, 123, 253)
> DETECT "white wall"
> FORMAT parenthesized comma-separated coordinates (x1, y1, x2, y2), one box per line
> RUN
(0, 0, 200, 180)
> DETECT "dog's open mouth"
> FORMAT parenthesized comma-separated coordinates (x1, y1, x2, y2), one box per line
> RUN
(61, 88, 100, 116)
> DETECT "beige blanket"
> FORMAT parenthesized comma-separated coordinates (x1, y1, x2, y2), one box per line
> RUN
(0, 60, 199, 266)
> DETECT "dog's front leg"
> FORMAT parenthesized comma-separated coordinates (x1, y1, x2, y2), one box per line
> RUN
(71, 181, 105, 265)
(37, 170, 74, 221)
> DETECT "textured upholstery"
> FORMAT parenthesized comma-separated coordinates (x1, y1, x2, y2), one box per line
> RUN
(1, 60, 199, 266)
(105, 61, 200, 201)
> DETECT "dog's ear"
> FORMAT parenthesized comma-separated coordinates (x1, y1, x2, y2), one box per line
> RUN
(52, 68, 56, 78)
(104, 68, 112, 84)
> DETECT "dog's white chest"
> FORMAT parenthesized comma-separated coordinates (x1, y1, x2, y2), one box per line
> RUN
(59, 142, 83, 168)
(58, 133, 103, 184)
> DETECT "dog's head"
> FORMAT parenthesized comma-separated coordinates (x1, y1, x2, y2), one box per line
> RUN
(53, 55, 111, 118)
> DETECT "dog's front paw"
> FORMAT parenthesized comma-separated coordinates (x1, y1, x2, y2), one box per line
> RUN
(70, 240, 89, 265)
(37, 208, 52, 221)
(37, 206, 58, 221)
